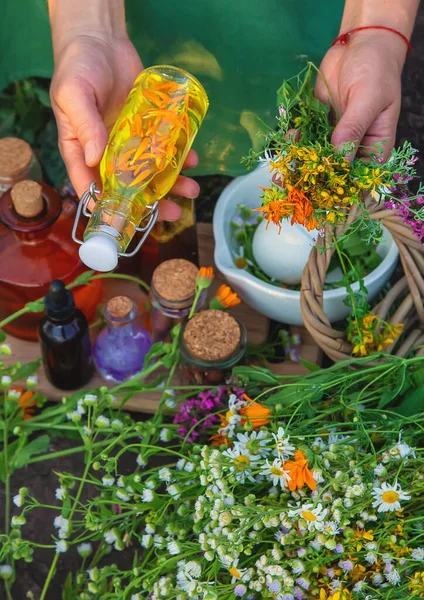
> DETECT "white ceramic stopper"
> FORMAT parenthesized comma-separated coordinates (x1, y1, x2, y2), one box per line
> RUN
(252, 218, 317, 284)
(79, 234, 119, 272)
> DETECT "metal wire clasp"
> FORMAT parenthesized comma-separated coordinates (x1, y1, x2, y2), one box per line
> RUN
(71, 181, 159, 258)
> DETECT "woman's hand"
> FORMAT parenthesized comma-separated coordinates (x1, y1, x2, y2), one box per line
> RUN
(315, 30, 408, 160)
(50, 31, 199, 219)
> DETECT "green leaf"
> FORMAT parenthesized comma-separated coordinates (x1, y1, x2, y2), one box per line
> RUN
(0, 439, 20, 482)
(13, 434, 50, 469)
(12, 360, 40, 381)
(34, 86, 52, 108)
(395, 387, 424, 417)
(300, 359, 321, 372)
(0, 329, 6, 343)
(62, 573, 74, 600)
(232, 366, 279, 385)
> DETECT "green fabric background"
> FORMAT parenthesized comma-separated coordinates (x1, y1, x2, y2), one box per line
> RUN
(0, 0, 343, 176)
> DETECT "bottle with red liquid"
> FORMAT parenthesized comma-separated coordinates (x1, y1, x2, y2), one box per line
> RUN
(0, 180, 102, 341)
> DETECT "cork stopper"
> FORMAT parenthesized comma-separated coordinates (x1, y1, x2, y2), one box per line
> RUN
(0, 138, 32, 178)
(183, 310, 241, 362)
(152, 259, 198, 303)
(11, 180, 44, 218)
(107, 296, 133, 319)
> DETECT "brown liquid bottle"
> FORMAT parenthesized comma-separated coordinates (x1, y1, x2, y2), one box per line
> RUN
(39, 280, 93, 390)
(0, 180, 102, 340)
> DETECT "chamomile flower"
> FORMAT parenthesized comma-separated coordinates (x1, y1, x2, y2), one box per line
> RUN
(288, 503, 328, 531)
(235, 430, 271, 457)
(261, 458, 290, 489)
(372, 481, 411, 512)
(55, 540, 68, 553)
(412, 548, 424, 560)
(273, 427, 295, 459)
(223, 446, 258, 483)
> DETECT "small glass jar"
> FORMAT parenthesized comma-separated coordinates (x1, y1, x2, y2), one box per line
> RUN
(179, 310, 247, 385)
(0, 137, 42, 196)
(93, 296, 153, 382)
(149, 258, 203, 342)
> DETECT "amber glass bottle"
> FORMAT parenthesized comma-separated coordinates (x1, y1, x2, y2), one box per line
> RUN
(0, 181, 102, 340)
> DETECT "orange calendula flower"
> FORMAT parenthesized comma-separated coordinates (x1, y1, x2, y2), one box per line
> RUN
(209, 432, 231, 447)
(196, 267, 214, 289)
(240, 394, 271, 429)
(12, 387, 36, 420)
(283, 449, 316, 492)
(255, 197, 295, 232)
(210, 284, 241, 310)
(286, 184, 318, 231)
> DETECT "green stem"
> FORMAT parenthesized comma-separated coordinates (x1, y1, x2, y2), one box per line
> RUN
(188, 287, 202, 319)
(87, 272, 150, 294)
(40, 451, 92, 600)
(3, 392, 10, 536)
(27, 437, 123, 464)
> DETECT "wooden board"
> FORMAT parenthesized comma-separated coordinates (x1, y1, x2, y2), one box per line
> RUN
(3, 224, 321, 412)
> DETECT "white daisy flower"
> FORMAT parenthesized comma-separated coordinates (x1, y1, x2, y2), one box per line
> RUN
(55, 540, 68, 553)
(167, 541, 181, 555)
(102, 475, 115, 487)
(273, 427, 295, 459)
(288, 503, 328, 531)
(374, 463, 386, 477)
(387, 440, 416, 461)
(372, 482, 411, 513)
(158, 468, 172, 482)
(235, 430, 271, 457)
(412, 548, 424, 560)
(55, 487, 66, 501)
(0, 565, 13, 580)
(386, 568, 401, 585)
(223, 446, 259, 483)
(261, 458, 290, 489)
(77, 543, 93, 558)
(104, 530, 118, 544)
(95, 416, 110, 428)
(232, 245, 254, 270)
(26, 376, 38, 388)
(141, 489, 154, 502)
(83, 393, 97, 406)
(13, 493, 24, 508)
(1, 376, 11, 387)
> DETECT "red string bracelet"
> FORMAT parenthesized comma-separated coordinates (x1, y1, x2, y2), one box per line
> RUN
(332, 25, 411, 54)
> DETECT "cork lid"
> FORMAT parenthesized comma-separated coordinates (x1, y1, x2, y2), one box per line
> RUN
(107, 296, 133, 319)
(11, 180, 44, 218)
(183, 309, 241, 361)
(152, 259, 198, 303)
(0, 138, 32, 178)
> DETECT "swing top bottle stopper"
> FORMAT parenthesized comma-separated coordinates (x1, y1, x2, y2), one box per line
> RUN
(73, 66, 209, 272)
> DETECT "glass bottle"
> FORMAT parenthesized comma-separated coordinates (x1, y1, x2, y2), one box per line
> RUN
(179, 310, 247, 385)
(93, 296, 153, 382)
(149, 258, 202, 342)
(0, 180, 102, 341)
(39, 280, 93, 390)
(75, 65, 209, 272)
(0, 137, 42, 196)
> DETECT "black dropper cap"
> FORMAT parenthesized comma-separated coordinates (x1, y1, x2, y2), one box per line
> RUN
(44, 280, 75, 321)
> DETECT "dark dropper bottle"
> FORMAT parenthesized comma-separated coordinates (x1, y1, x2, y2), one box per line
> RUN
(39, 280, 93, 390)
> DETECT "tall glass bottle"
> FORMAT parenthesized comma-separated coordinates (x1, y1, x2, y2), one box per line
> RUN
(74, 66, 209, 272)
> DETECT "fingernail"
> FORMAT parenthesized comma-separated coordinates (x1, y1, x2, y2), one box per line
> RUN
(84, 141, 97, 166)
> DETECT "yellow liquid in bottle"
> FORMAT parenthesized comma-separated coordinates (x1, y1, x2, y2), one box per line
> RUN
(83, 66, 209, 252)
